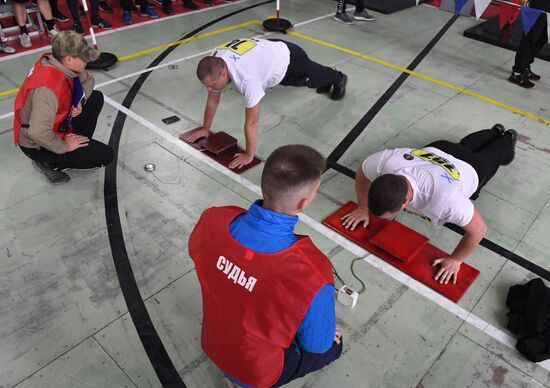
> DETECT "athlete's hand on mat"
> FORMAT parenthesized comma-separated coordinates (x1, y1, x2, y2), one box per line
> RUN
(71, 103, 83, 118)
(229, 152, 253, 169)
(334, 325, 342, 345)
(341, 208, 370, 231)
(65, 133, 89, 151)
(432, 257, 462, 285)
(183, 128, 209, 143)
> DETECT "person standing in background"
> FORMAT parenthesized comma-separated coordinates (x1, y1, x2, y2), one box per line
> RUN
(333, 0, 375, 24)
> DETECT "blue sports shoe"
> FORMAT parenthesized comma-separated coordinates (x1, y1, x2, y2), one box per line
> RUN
(122, 10, 132, 24)
(140, 6, 160, 18)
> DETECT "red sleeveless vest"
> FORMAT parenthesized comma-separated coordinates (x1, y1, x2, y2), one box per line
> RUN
(13, 53, 73, 145)
(189, 206, 334, 387)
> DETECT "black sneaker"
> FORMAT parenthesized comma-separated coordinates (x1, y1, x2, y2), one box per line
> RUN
(53, 11, 69, 22)
(501, 129, 518, 166)
(353, 9, 375, 21)
(99, 0, 114, 13)
(508, 72, 536, 89)
(163, 4, 175, 14)
(491, 123, 505, 136)
(73, 22, 84, 34)
(316, 84, 332, 94)
(92, 17, 113, 29)
(32, 160, 70, 184)
(333, 12, 355, 25)
(331, 72, 347, 101)
(183, 0, 199, 10)
(527, 68, 541, 81)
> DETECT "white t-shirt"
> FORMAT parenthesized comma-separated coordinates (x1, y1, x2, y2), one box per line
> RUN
(212, 38, 290, 108)
(361, 147, 479, 228)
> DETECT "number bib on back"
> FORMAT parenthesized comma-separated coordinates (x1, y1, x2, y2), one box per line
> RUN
(217, 38, 258, 56)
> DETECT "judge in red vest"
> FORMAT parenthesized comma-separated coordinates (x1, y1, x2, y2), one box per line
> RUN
(14, 30, 113, 184)
(189, 145, 343, 388)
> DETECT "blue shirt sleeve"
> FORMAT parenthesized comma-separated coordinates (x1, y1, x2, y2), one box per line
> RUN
(295, 283, 335, 353)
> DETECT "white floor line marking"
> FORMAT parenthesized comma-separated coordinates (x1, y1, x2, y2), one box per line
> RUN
(0, 0, 256, 63)
(103, 94, 550, 373)
(96, 50, 210, 88)
(0, 111, 13, 121)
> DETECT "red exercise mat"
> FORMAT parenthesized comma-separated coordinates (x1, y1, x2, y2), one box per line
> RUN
(322, 201, 480, 303)
(179, 129, 261, 174)
(370, 221, 428, 264)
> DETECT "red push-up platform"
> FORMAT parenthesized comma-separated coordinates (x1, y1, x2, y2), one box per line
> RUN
(323, 202, 480, 303)
(180, 128, 261, 174)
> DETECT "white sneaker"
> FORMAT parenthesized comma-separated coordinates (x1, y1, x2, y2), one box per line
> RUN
(0, 43, 16, 54)
(48, 26, 60, 38)
(20, 33, 32, 48)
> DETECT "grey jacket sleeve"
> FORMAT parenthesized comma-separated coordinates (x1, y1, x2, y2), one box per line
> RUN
(27, 87, 70, 154)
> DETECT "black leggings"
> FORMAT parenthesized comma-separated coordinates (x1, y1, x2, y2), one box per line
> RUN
(120, 0, 148, 12)
(426, 129, 513, 199)
(269, 40, 342, 89)
(20, 90, 114, 170)
(273, 339, 343, 387)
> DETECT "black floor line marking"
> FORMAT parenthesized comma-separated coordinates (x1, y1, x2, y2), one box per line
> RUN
(326, 14, 459, 164)
(327, 161, 550, 282)
(104, 2, 274, 387)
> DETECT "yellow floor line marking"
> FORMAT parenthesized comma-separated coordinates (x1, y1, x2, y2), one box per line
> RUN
(288, 31, 550, 126)
(0, 88, 19, 98)
(0, 20, 263, 98)
(118, 20, 262, 61)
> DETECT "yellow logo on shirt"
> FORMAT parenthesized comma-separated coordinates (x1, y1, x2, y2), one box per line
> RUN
(410, 149, 460, 180)
(404, 208, 432, 225)
(217, 39, 257, 56)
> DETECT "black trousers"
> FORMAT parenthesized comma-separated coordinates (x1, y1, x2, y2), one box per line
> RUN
(269, 40, 342, 89)
(426, 129, 512, 199)
(513, 7, 549, 73)
(63, 0, 100, 21)
(120, 0, 148, 12)
(20, 90, 114, 170)
(273, 339, 343, 387)
(337, 0, 365, 13)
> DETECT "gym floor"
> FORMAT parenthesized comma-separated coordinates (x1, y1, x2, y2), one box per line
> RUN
(1, 1, 550, 387)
